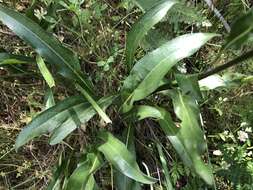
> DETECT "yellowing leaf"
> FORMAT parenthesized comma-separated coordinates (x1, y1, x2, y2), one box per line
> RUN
(36, 55, 55, 88)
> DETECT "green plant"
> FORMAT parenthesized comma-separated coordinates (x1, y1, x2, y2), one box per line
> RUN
(0, 0, 253, 189)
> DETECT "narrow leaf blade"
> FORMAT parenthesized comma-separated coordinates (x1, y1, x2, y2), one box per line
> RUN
(15, 95, 115, 150)
(224, 9, 253, 49)
(135, 104, 213, 185)
(0, 6, 110, 123)
(126, 0, 177, 66)
(76, 83, 112, 124)
(114, 126, 141, 190)
(36, 55, 55, 88)
(66, 153, 102, 190)
(157, 143, 174, 190)
(0, 52, 34, 65)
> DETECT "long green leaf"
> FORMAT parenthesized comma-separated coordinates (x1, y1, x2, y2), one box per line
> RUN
(66, 152, 102, 190)
(0, 5, 110, 123)
(0, 52, 34, 65)
(134, 104, 213, 185)
(47, 153, 68, 190)
(98, 132, 157, 184)
(114, 126, 141, 190)
(126, 0, 177, 66)
(48, 94, 114, 145)
(134, 0, 163, 11)
(175, 74, 202, 101)
(44, 88, 55, 109)
(223, 8, 253, 49)
(122, 33, 216, 112)
(36, 55, 55, 88)
(168, 90, 213, 185)
(85, 176, 100, 190)
(76, 83, 112, 124)
(157, 143, 174, 190)
(0, 5, 83, 85)
(15, 95, 115, 150)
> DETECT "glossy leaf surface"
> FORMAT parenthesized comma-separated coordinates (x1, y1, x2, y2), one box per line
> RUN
(198, 74, 226, 90)
(0, 5, 111, 123)
(169, 90, 213, 185)
(0, 5, 84, 86)
(114, 126, 141, 190)
(15, 95, 115, 150)
(36, 55, 55, 88)
(126, 0, 176, 66)
(98, 132, 157, 184)
(135, 104, 213, 185)
(122, 33, 216, 112)
(157, 143, 174, 190)
(66, 152, 102, 190)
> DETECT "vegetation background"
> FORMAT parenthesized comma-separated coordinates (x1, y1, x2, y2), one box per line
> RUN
(0, 0, 252, 189)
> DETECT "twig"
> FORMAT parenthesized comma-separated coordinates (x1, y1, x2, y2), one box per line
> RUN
(155, 49, 253, 92)
(204, 0, 231, 33)
(0, 28, 15, 36)
(198, 49, 253, 80)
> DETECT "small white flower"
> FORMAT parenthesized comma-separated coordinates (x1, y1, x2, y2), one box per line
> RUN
(245, 127, 252, 133)
(223, 130, 229, 135)
(34, 8, 47, 20)
(237, 131, 249, 142)
(177, 63, 187, 73)
(223, 98, 228, 102)
(240, 122, 249, 127)
(202, 21, 212, 27)
(213, 150, 222, 156)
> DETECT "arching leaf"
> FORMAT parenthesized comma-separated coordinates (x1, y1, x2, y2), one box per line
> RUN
(98, 132, 157, 184)
(66, 152, 102, 190)
(224, 9, 253, 49)
(114, 126, 141, 190)
(0, 5, 111, 123)
(167, 91, 213, 185)
(126, 0, 177, 66)
(134, 104, 213, 185)
(15, 95, 115, 150)
(122, 33, 216, 112)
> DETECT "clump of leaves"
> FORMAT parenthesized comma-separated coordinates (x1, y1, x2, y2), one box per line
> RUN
(0, 0, 253, 189)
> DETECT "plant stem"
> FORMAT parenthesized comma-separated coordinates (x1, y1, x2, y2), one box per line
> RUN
(204, 0, 231, 33)
(198, 49, 253, 80)
(155, 49, 253, 92)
